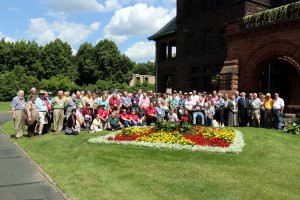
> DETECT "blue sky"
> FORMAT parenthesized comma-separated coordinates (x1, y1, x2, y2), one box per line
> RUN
(0, 0, 176, 62)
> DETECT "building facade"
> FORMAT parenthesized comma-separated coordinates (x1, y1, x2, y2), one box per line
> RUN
(129, 74, 156, 86)
(149, 0, 300, 112)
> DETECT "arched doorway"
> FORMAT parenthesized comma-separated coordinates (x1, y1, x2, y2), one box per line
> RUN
(253, 56, 300, 106)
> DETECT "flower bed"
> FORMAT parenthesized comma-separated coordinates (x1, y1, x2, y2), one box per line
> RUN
(88, 125, 245, 153)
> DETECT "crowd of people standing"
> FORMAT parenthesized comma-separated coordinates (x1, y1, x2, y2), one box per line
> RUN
(10, 88, 285, 138)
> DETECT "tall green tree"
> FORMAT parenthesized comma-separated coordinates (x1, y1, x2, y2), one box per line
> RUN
(76, 42, 98, 85)
(94, 39, 134, 84)
(41, 38, 78, 81)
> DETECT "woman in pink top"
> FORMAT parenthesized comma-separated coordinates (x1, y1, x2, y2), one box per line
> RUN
(139, 93, 150, 110)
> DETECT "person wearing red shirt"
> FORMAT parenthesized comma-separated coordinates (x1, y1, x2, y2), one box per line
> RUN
(119, 109, 131, 127)
(181, 109, 192, 123)
(129, 109, 143, 126)
(146, 102, 157, 125)
(109, 93, 120, 113)
(82, 103, 93, 130)
(97, 103, 109, 130)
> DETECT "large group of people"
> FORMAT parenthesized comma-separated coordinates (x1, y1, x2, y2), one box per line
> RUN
(10, 88, 285, 138)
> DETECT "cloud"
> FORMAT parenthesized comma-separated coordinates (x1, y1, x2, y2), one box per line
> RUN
(27, 18, 100, 47)
(0, 32, 16, 42)
(104, 3, 176, 44)
(46, 0, 121, 13)
(125, 41, 155, 62)
(8, 7, 21, 13)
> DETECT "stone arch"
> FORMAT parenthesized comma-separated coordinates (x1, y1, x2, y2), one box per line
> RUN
(243, 40, 300, 79)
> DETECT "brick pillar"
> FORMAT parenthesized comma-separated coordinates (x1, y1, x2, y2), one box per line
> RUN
(219, 59, 239, 95)
(167, 43, 172, 59)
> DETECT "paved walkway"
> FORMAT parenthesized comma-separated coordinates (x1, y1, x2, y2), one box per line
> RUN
(0, 112, 65, 200)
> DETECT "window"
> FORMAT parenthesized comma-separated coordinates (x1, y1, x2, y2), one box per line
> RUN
(202, 0, 214, 11)
(203, 29, 212, 50)
(145, 77, 148, 82)
(216, 0, 231, 7)
(159, 43, 167, 59)
(137, 77, 141, 82)
(166, 75, 173, 89)
(171, 46, 176, 58)
(192, 67, 199, 73)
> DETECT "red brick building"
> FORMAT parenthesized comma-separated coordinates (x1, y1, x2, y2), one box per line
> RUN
(149, 0, 300, 112)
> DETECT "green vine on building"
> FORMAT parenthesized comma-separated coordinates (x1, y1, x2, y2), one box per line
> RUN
(242, 1, 300, 29)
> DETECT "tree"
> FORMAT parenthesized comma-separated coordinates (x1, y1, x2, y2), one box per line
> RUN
(93, 39, 134, 84)
(0, 65, 39, 101)
(41, 39, 78, 81)
(40, 75, 80, 94)
(132, 61, 155, 75)
(76, 42, 98, 85)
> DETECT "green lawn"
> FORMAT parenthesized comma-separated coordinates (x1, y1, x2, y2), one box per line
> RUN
(0, 102, 11, 112)
(2, 121, 300, 200)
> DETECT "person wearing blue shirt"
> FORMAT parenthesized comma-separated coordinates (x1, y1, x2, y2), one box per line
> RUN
(121, 91, 132, 113)
(35, 90, 48, 135)
(155, 102, 165, 122)
(11, 90, 26, 138)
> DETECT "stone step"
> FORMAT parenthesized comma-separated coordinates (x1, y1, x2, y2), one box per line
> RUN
(284, 113, 297, 118)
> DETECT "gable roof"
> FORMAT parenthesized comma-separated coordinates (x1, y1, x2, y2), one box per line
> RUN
(148, 17, 177, 40)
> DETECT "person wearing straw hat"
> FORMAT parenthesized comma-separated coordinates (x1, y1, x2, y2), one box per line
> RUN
(35, 90, 48, 135)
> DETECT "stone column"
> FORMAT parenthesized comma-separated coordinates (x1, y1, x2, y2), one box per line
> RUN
(219, 59, 239, 95)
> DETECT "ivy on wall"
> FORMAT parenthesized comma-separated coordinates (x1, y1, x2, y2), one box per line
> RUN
(242, 1, 300, 29)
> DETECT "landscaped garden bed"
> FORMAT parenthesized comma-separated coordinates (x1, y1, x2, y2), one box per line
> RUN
(88, 123, 245, 153)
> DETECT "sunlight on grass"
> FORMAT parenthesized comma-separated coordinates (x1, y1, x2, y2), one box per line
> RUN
(0, 102, 11, 112)
(2, 121, 300, 200)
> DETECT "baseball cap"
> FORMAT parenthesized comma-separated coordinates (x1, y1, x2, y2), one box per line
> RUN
(266, 93, 271, 97)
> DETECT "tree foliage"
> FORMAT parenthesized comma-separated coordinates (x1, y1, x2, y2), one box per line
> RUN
(0, 38, 154, 101)
(132, 61, 155, 75)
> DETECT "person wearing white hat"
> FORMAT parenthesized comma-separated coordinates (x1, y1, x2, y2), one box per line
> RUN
(35, 90, 48, 135)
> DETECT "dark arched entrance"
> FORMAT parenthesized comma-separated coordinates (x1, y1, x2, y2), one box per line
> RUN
(253, 56, 300, 106)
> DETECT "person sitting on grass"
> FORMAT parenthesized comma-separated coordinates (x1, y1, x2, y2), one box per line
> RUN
(82, 103, 93, 130)
(107, 112, 123, 131)
(146, 102, 157, 125)
(169, 109, 179, 123)
(97, 103, 108, 130)
(129, 109, 143, 126)
(90, 114, 102, 132)
(65, 109, 79, 135)
(119, 108, 131, 127)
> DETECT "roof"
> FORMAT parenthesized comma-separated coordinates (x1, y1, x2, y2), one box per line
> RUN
(148, 17, 177, 40)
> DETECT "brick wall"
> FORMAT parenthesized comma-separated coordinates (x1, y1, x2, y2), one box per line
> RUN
(222, 19, 300, 105)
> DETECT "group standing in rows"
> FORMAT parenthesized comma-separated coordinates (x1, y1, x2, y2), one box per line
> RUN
(11, 88, 285, 138)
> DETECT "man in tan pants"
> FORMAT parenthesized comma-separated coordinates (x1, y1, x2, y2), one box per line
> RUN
(52, 90, 64, 132)
(11, 90, 26, 138)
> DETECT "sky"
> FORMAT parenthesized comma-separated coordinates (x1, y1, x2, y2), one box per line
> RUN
(0, 0, 176, 63)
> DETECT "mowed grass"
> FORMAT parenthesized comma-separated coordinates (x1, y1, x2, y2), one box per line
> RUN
(2, 121, 300, 200)
(0, 102, 11, 112)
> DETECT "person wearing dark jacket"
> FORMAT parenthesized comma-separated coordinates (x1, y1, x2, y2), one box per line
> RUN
(66, 109, 79, 135)
(238, 92, 249, 126)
